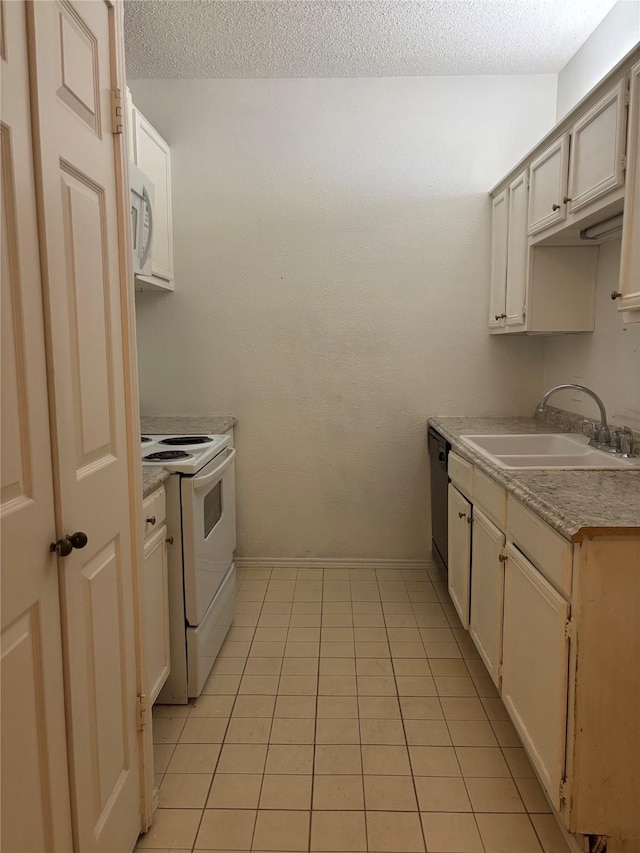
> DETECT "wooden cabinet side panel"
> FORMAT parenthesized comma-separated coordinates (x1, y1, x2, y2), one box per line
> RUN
(569, 538, 640, 846)
(619, 61, 640, 314)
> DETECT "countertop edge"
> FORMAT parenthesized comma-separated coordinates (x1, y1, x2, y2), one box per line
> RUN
(140, 415, 237, 435)
(428, 416, 640, 542)
(141, 467, 171, 499)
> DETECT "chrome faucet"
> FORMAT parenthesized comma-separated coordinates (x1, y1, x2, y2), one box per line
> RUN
(536, 384, 610, 449)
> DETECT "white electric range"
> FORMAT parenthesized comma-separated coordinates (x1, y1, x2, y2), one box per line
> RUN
(141, 434, 237, 701)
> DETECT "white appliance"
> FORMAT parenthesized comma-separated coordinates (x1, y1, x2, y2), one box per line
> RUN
(141, 434, 237, 701)
(130, 161, 154, 277)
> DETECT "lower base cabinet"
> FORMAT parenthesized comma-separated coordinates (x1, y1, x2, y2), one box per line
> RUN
(469, 509, 505, 687)
(143, 525, 170, 703)
(445, 448, 640, 851)
(447, 483, 472, 628)
(501, 544, 570, 809)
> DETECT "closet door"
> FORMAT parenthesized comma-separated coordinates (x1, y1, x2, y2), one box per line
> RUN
(0, 1, 73, 850)
(27, 1, 141, 851)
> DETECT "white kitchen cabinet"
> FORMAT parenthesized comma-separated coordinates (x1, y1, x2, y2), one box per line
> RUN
(501, 544, 569, 809)
(469, 509, 505, 687)
(488, 188, 509, 328)
(131, 104, 174, 292)
(527, 134, 569, 235)
(143, 521, 170, 704)
(619, 61, 640, 321)
(442, 450, 640, 849)
(447, 483, 472, 629)
(505, 170, 529, 329)
(567, 79, 628, 216)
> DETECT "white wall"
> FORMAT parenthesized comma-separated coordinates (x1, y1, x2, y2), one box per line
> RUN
(131, 76, 556, 559)
(556, 0, 640, 119)
(542, 239, 640, 428)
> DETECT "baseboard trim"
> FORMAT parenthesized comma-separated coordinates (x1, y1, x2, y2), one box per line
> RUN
(235, 557, 436, 571)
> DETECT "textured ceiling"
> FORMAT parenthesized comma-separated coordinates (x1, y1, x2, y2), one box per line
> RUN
(124, 0, 619, 79)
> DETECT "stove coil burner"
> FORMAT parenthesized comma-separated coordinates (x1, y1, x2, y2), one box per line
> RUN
(144, 450, 192, 461)
(141, 436, 153, 443)
(159, 436, 214, 446)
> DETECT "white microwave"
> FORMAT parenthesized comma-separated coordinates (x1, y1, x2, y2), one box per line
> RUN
(129, 161, 155, 277)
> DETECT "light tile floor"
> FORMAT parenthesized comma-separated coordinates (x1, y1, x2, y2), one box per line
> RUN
(136, 564, 572, 853)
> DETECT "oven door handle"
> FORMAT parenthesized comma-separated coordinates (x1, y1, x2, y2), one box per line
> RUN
(191, 448, 236, 491)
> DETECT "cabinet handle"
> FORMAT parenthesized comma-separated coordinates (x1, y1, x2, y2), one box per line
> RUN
(146, 515, 156, 525)
(166, 536, 174, 545)
(563, 196, 571, 204)
(611, 291, 622, 300)
(458, 511, 466, 519)
(552, 203, 561, 211)
(498, 553, 507, 563)
(494, 313, 507, 320)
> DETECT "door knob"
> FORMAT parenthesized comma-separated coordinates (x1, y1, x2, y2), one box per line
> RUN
(563, 196, 572, 204)
(458, 511, 466, 519)
(552, 203, 561, 211)
(50, 531, 88, 557)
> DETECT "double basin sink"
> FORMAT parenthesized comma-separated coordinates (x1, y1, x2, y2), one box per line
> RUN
(460, 432, 635, 470)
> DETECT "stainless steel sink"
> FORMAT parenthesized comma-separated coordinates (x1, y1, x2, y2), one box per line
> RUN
(460, 433, 634, 470)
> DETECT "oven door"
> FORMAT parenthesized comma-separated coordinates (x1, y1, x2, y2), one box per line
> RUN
(181, 447, 236, 626)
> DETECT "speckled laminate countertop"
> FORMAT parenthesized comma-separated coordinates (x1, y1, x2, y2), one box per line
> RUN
(140, 415, 237, 498)
(142, 467, 171, 499)
(429, 416, 640, 542)
(140, 415, 237, 435)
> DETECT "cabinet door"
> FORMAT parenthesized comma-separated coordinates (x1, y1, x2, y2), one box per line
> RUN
(133, 110, 174, 288)
(567, 79, 627, 216)
(619, 61, 640, 317)
(502, 545, 569, 808)
(469, 510, 505, 686)
(528, 135, 569, 235)
(489, 189, 509, 329)
(144, 526, 170, 704)
(447, 484, 472, 629)
(505, 170, 529, 329)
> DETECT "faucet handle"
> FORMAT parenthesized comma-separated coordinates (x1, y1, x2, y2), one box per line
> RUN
(597, 425, 611, 447)
(619, 426, 636, 458)
(581, 419, 598, 442)
(609, 429, 620, 452)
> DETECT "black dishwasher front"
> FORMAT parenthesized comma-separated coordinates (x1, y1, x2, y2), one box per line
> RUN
(427, 426, 450, 571)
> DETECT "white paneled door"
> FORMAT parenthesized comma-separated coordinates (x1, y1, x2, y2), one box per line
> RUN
(0, 1, 73, 849)
(26, 1, 141, 850)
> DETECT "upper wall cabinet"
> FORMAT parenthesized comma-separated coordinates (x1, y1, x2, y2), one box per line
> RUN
(489, 189, 509, 329)
(128, 92, 175, 292)
(566, 79, 628, 217)
(528, 135, 569, 235)
(489, 45, 640, 332)
(527, 80, 627, 239)
(619, 60, 640, 320)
